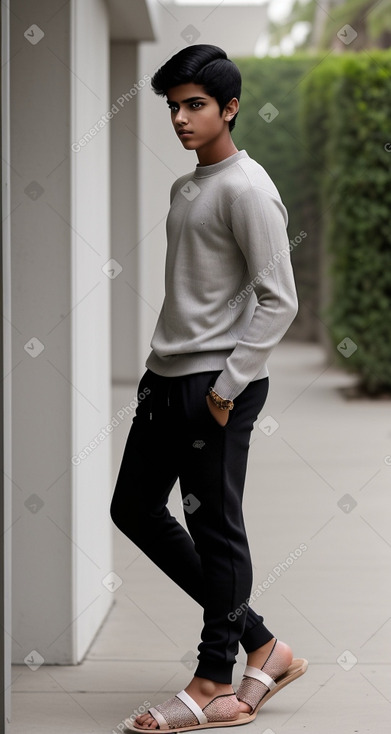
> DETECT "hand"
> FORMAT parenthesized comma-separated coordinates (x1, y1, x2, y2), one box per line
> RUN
(206, 395, 230, 427)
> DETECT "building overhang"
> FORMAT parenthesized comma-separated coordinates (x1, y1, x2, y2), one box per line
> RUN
(108, 0, 158, 41)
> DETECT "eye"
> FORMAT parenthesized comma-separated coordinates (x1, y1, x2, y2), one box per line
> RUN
(168, 103, 178, 113)
(190, 102, 203, 109)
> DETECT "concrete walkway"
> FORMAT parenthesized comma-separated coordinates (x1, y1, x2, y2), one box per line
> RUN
(10, 342, 391, 733)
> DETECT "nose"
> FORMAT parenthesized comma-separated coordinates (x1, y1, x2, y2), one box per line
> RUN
(175, 106, 188, 125)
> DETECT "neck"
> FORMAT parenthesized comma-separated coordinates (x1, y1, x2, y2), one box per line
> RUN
(196, 135, 238, 167)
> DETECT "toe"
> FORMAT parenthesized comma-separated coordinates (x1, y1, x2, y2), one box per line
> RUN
(237, 700, 251, 715)
(135, 713, 149, 723)
(135, 713, 158, 729)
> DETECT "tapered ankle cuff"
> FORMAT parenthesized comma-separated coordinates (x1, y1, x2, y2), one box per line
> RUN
(240, 620, 274, 653)
(194, 660, 235, 685)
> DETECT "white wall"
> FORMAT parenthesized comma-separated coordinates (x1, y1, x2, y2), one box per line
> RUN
(137, 2, 268, 375)
(11, 0, 73, 665)
(110, 43, 140, 383)
(10, 0, 112, 664)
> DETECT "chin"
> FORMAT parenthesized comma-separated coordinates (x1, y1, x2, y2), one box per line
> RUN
(180, 137, 198, 149)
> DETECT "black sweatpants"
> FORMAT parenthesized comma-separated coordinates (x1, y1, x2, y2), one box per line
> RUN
(110, 368, 274, 684)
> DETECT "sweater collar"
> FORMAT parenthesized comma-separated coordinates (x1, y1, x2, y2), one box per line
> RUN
(193, 150, 248, 179)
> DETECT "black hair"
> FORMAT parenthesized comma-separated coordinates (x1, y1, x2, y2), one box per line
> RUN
(151, 44, 241, 131)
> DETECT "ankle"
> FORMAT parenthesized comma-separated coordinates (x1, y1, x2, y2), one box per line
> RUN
(247, 637, 276, 663)
(259, 637, 276, 654)
(188, 677, 233, 696)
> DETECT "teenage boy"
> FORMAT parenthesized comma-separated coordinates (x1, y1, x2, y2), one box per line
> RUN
(110, 45, 307, 732)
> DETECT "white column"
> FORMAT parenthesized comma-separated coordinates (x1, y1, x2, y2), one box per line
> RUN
(11, 0, 113, 664)
(2, 0, 12, 725)
(71, 0, 113, 663)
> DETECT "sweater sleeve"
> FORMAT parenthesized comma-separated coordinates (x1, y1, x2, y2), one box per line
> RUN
(212, 186, 298, 402)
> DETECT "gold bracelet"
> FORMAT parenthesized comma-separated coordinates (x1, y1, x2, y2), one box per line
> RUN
(208, 387, 234, 411)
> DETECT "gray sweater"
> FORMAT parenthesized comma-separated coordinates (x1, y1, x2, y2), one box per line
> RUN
(145, 150, 298, 401)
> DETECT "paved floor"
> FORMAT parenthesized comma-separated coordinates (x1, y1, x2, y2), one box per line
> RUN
(10, 342, 391, 733)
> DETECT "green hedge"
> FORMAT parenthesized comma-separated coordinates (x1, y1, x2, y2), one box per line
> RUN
(232, 54, 324, 340)
(301, 50, 391, 394)
(234, 51, 391, 393)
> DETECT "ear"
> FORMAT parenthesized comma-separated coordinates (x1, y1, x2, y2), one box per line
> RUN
(224, 97, 239, 122)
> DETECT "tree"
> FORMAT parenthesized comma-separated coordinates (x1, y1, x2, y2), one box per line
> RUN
(267, 0, 391, 53)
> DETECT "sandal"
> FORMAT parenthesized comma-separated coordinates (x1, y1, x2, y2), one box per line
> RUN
(130, 689, 251, 732)
(235, 639, 308, 721)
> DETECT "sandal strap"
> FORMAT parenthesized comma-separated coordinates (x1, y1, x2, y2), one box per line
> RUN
(176, 689, 208, 724)
(148, 706, 170, 730)
(243, 665, 277, 691)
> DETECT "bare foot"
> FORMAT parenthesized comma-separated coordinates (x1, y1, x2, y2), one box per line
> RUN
(135, 677, 235, 729)
(237, 638, 293, 714)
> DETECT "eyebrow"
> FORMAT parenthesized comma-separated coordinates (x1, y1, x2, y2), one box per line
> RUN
(166, 96, 207, 105)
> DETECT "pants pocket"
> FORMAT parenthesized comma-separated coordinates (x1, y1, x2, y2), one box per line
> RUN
(190, 371, 230, 429)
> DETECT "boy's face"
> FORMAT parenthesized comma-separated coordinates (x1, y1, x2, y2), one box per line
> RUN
(166, 83, 235, 151)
